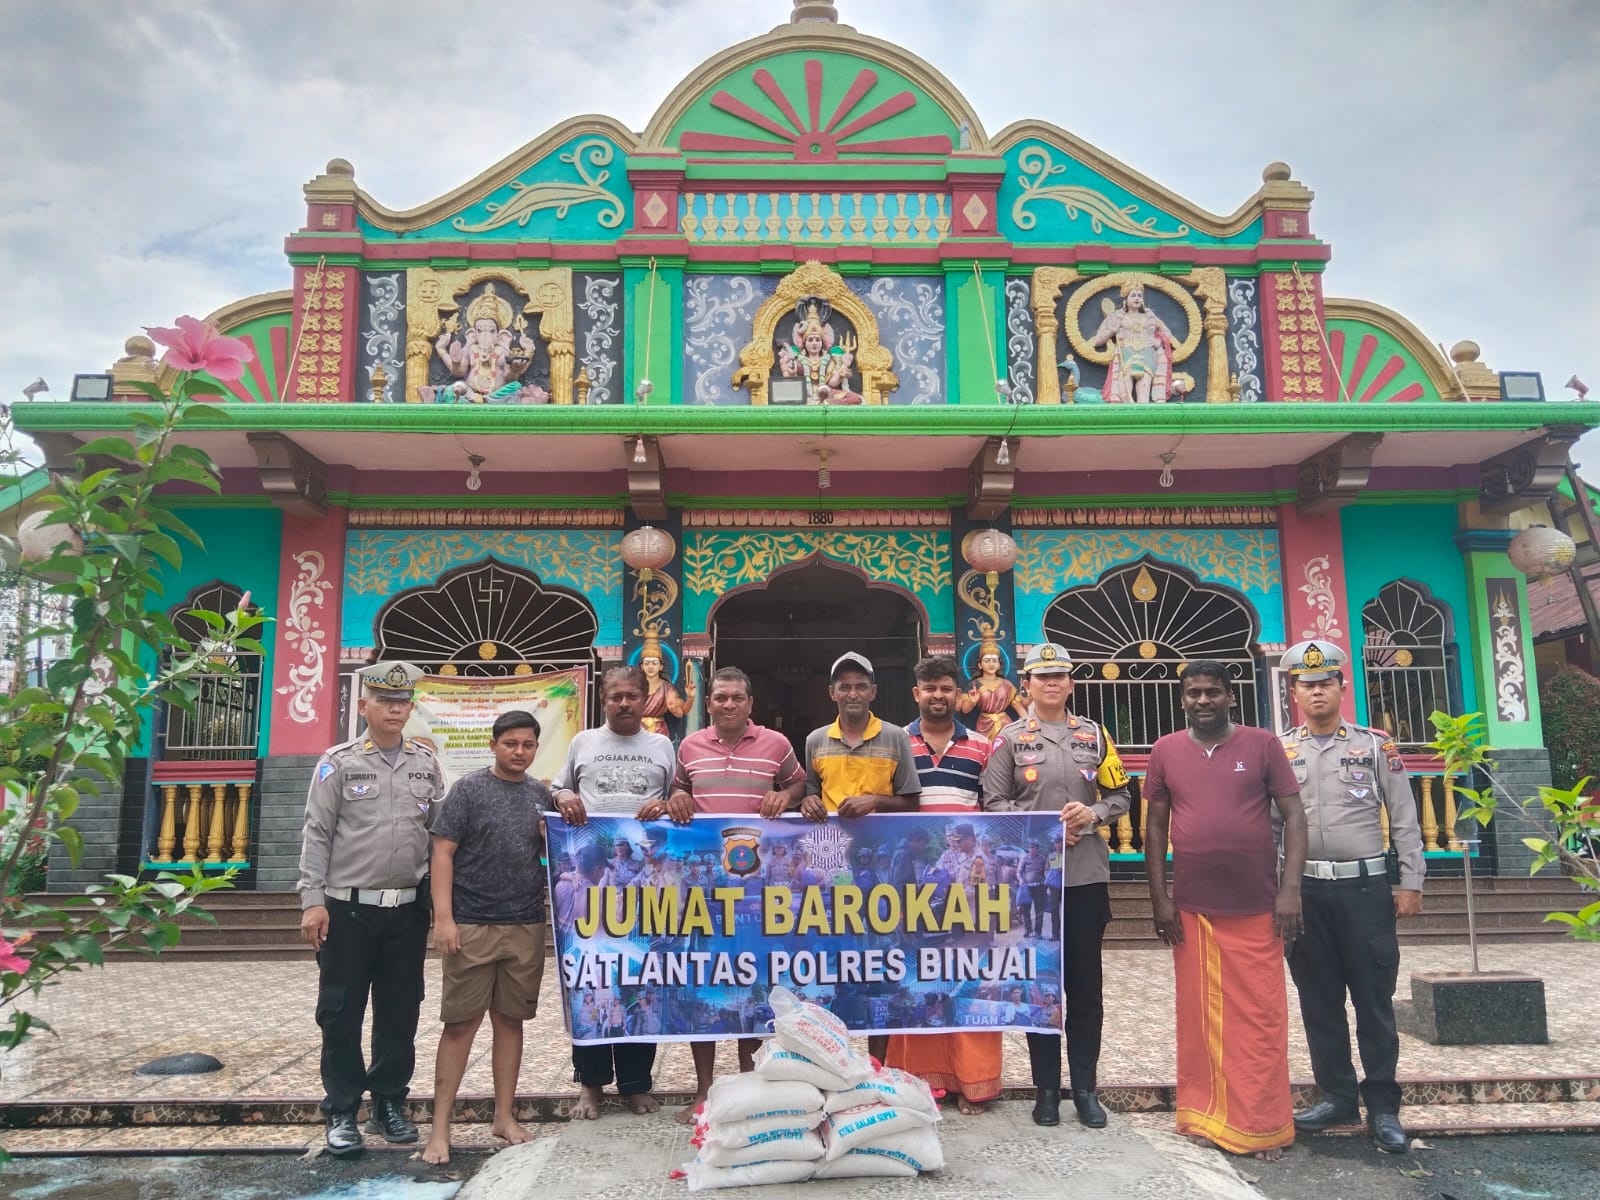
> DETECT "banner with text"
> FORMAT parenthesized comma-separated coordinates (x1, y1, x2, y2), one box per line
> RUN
(400, 668, 587, 789)
(546, 812, 1065, 1043)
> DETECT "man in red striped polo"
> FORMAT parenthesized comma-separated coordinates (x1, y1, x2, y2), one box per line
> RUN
(665, 665, 807, 1122)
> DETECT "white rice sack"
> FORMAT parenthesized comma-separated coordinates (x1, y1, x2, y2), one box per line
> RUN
(822, 1067, 939, 1117)
(767, 987, 871, 1084)
(683, 1159, 816, 1192)
(821, 1104, 939, 1161)
(813, 1125, 946, 1177)
(696, 1128, 824, 1168)
(700, 1110, 822, 1150)
(752, 1042, 854, 1092)
(811, 1150, 918, 1179)
(701, 1073, 824, 1124)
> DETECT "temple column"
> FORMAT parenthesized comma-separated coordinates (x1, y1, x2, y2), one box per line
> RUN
(1278, 504, 1357, 724)
(266, 507, 348, 755)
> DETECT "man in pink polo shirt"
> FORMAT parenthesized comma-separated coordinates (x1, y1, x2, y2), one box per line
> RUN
(663, 665, 806, 1122)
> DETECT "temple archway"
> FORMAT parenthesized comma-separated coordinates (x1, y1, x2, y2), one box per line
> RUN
(710, 558, 924, 756)
(1042, 558, 1260, 751)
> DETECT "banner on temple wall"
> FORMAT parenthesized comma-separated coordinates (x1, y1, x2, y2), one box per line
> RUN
(545, 812, 1065, 1043)
(397, 668, 587, 788)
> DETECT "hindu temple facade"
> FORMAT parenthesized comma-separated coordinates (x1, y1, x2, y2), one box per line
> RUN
(17, 4, 1597, 892)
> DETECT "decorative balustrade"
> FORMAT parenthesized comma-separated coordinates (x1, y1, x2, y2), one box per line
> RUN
(681, 191, 951, 245)
(148, 762, 257, 870)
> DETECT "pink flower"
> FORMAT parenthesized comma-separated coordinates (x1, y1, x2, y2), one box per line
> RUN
(0, 935, 29, 975)
(144, 315, 254, 381)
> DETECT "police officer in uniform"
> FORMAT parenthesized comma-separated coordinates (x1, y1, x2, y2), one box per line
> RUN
(298, 662, 444, 1155)
(981, 643, 1132, 1129)
(1278, 640, 1424, 1154)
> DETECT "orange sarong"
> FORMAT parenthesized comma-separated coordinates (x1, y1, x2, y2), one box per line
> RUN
(1173, 909, 1293, 1154)
(884, 1032, 1002, 1103)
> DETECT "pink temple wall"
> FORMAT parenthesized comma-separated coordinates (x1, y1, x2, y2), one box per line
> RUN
(267, 508, 349, 755)
(1277, 503, 1357, 723)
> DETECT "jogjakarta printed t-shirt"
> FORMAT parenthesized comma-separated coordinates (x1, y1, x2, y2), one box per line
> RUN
(429, 767, 550, 925)
(552, 725, 675, 815)
(1142, 724, 1300, 917)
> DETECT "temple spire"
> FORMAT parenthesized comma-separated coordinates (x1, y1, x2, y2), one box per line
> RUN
(790, 1, 839, 22)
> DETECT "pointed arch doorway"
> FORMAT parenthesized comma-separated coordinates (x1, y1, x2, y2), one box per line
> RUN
(710, 559, 924, 756)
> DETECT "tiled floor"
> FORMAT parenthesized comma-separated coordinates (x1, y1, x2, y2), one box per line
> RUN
(1, 942, 1595, 1155)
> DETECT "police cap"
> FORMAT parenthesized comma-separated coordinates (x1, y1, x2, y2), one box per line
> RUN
(1280, 640, 1345, 684)
(1022, 642, 1073, 676)
(360, 661, 423, 699)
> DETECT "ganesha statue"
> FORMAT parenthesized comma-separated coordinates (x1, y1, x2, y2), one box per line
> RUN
(418, 282, 550, 404)
(777, 301, 863, 405)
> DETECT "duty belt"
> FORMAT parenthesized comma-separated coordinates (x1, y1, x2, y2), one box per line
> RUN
(1302, 855, 1388, 881)
(324, 886, 418, 906)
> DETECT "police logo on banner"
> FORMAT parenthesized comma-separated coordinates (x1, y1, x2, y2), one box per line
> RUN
(721, 827, 763, 877)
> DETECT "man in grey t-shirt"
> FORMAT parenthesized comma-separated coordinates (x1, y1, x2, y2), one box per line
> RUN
(423, 710, 550, 1165)
(549, 665, 675, 1120)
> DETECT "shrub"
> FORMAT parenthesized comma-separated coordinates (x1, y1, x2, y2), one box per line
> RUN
(1538, 667, 1600, 792)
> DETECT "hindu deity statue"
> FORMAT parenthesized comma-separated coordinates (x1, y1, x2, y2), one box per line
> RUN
(421, 283, 549, 403)
(639, 635, 696, 736)
(1089, 283, 1177, 404)
(958, 639, 1023, 742)
(777, 301, 863, 405)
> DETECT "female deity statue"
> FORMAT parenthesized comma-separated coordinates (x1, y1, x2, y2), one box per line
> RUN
(777, 301, 863, 405)
(422, 283, 549, 403)
(958, 640, 1023, 742)
(1089, 283, 1177, 404)
(639, 635, 696, 736)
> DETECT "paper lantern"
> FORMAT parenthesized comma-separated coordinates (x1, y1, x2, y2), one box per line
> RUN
(621, 525, 675, 581)
(961, 529, 1017, 588)
(1507, 524, 1576, 579)
(16, 509, 83, 564)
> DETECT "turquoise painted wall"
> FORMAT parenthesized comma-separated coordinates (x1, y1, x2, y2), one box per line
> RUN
(1341, 504, 1478, 723)
(135, 508, 284, 756)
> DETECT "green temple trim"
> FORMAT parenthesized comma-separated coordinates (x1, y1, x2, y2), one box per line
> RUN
(335, 493, 630, 509)
(20, 402, 1600, 439)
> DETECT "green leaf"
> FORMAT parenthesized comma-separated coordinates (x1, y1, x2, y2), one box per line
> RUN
(143, 532, 183, 568)
(178, 402, 230, 424)
(55, 824, 83, 867)
(73, 437, 138, 460)
(118, 380, 170, 404)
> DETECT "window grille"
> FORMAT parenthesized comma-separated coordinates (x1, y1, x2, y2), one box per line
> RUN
(1361, 579, 1456, 750)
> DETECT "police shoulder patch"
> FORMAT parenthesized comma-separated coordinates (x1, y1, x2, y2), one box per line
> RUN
(316, 761, 335, 783)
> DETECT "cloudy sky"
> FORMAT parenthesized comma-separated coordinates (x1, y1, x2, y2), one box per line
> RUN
(2, 1, 1597, 462)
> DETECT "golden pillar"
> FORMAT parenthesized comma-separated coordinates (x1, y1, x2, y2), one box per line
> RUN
(205, 783, 228, 863)
(230, 783, 252, 862)
(181, 784, 204, 862)
(1442, 777, 1458, 849)
(1419, 776, 1441, 851)
(1115, 814, 1134, 854)
(1030, 267, 1080, 405)
(154, 784, 179, 863)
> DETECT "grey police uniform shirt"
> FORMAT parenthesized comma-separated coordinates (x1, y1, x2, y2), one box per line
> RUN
(297, 736, 445, 909)
(981, 713, 1132, 888)
(1279, 723, 1426, 891)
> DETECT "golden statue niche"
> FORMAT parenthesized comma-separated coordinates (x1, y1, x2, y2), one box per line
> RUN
(733, 260, 898, 405)
(1031, 267, 1235, 405)
(405, 266, 576, 404)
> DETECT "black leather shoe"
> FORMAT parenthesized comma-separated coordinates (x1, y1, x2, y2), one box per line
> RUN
(1072, 1089, 1108, 1128)
(1293, 1099, 1360, 1132)
(1031, 1087, 1061, 1126)
(325, 1111, 364, 1156)
(1369, 1112, 1408, 1154)
(363, 1095, 419, 1144)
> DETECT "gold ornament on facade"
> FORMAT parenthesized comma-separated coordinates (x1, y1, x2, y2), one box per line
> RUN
(514, 663, 533, 675)
(1101, 662, 1121, 680)
(1131, 564, 1159, 602)
(1011, 146, 1192, 240)
(1394, 648, 1414, 667)
(1028, 266, 1081, 405)
(732, 260, 898, 405)
(404, 266, 576, 404)
(1139, 641, 1157, 659)
(478, 641, 499, 660)
(438, 664, 459, 676)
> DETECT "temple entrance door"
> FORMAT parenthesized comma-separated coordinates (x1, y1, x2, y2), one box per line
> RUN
(710, 559, 923, 758)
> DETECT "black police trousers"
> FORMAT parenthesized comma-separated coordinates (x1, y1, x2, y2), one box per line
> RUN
(1026, 881, 1111, 1093)
(1288, 874, 1402, 1115)
(316, 895, 430, 1116)
(572, 1041, 657, 1095)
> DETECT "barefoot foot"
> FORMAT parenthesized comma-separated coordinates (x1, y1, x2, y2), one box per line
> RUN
(490, 1117, 532, 1145)
(571, 1085, 604, 1120)
(421, 1132, 451, 1165)
(674, 1091, 707, 1125)
(625, 1092, 661, 1115)
(1253, 1147, 1283, 1161)
(956, 1096, 989, 1115)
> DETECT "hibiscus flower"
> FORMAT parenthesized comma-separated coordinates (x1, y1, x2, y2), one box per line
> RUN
(144, 315, 254, 381)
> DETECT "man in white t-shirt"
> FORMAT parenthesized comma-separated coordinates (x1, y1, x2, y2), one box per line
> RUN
(551, 665, 675, 1120)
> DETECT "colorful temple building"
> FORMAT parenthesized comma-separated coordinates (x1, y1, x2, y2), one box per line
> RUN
(13, 2, 1599, 893)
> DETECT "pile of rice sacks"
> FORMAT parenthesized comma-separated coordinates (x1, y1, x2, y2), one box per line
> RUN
(680, 986, 944, 1191)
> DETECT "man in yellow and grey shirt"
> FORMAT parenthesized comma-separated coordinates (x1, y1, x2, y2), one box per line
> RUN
(799, 651, 922, 822)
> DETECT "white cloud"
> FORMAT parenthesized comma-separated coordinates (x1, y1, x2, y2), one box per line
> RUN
(1, 0, 1595, 468)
